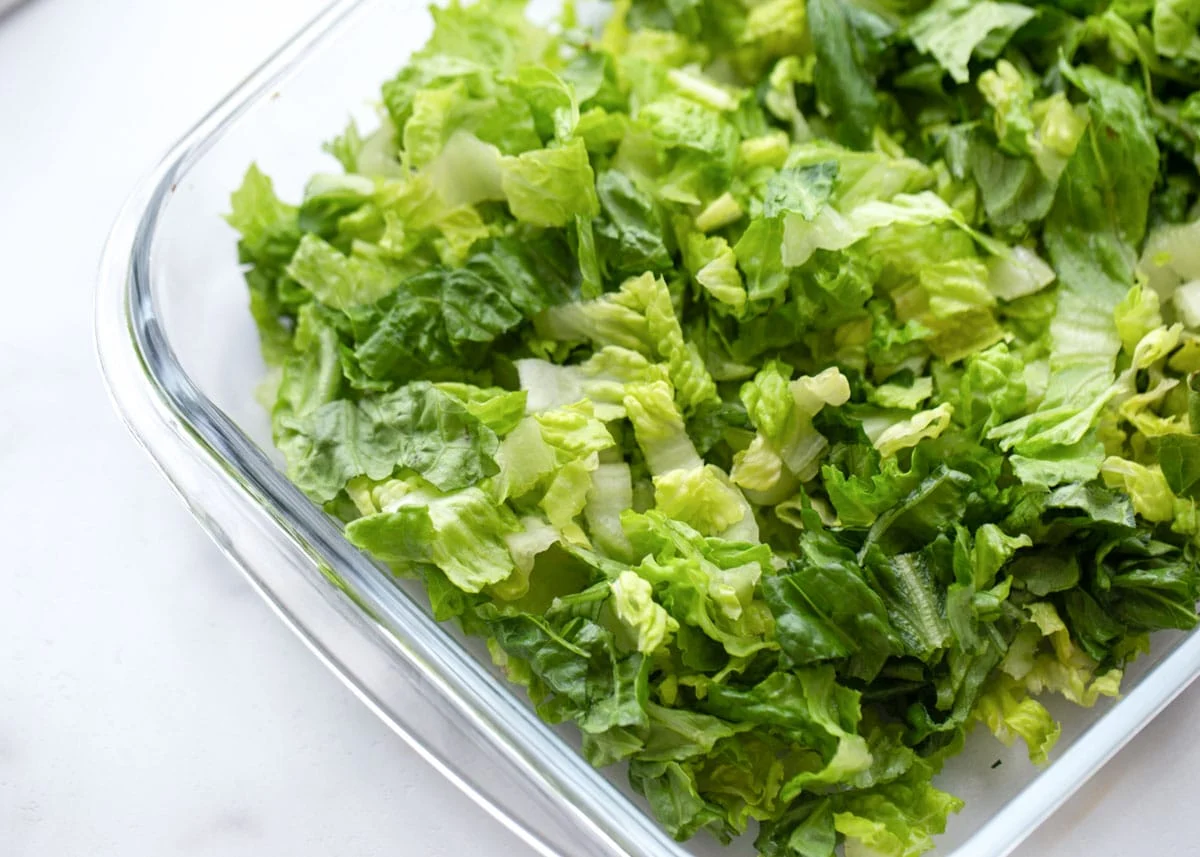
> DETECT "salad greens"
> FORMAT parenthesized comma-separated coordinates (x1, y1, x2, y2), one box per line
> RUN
(229, 0, 1200, 853)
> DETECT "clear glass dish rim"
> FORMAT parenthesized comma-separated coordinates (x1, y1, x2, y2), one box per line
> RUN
(93, 2, 1200, 855)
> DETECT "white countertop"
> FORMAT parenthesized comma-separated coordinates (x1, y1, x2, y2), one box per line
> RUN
(3, 1, 1199, 855)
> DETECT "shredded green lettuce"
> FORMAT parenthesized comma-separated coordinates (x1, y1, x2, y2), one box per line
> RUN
(229, 0, 1200, 854)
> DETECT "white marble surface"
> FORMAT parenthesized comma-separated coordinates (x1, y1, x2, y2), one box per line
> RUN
(2, 1, 1199, 856)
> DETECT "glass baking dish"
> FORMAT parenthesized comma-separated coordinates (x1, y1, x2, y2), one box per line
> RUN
(95, 1, 1200, 855)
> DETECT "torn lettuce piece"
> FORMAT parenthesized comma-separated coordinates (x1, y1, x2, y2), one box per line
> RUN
(1000, 602, 1124, 708)
(869, 403, 955, 458)
(624, 381, 758, 541)
(782, 192, 963, 269)
(622, 511, 775, 658)
(972, 673, 1061, 764)
(497, 515, 561, 599)
(763, 525, 900, 680)
(654, 465, 753, 538)
(537, 273, 719, 412)
(276, 381, 500, 503)
(515, 346, 667, 420)
(612, 570, 679, 654)
(684, 231, 747, 315)
(346, 478, 521, 593)
(909, 1, 1035, 85)
(733, 365, 851, 498)
(586, 462, 636, 561)
(500, 137, 600, 227)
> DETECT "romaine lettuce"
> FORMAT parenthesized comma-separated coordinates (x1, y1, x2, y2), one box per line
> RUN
(230, 1, 1200, 854)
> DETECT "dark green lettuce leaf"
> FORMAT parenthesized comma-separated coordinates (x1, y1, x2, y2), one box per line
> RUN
(1095, 534, 1200, 633)
(349, 234, 576, 382)
(859, 467, 972, 557)
(966, 134, 1058, 230)
(593, 169, 673, 281)
(1157, 434, 1200, 499)
(808, 0, 893, 149)
(763, 527, 899, 679)
(862, 544, 953, 662)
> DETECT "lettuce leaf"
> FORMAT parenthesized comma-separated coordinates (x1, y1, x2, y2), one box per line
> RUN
(908, 0, 1035, 84)
(275, 381, 500, 503)
(346, 480, 520, 592)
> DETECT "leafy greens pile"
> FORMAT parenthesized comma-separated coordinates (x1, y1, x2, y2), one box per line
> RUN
(229, 0, 1200, 853)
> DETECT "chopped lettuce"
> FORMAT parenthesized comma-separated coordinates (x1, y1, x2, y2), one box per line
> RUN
(231, 1, 1200, 855)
